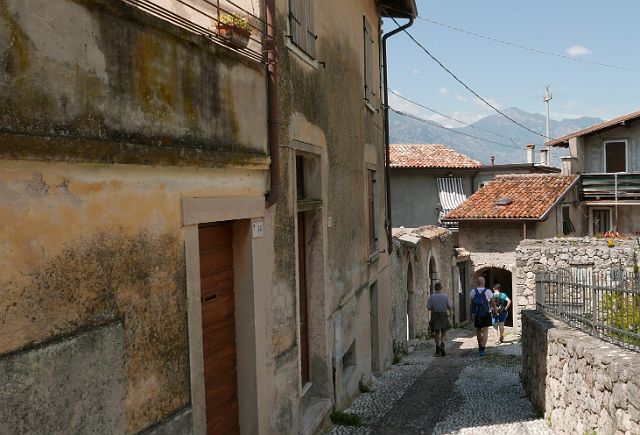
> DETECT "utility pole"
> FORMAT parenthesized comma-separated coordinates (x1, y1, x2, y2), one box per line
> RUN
(543, 84, 552, 166)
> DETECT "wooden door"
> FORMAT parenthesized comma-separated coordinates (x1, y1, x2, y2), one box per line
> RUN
(297, 212, 310, 385)
(199, 222, 239, 435)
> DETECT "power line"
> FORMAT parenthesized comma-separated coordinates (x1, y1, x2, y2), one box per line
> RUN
(419, 16, 640, 73)
(391, 18, 549, 140)
(390, 107, 524, 150)
(390, 89, 522, 144)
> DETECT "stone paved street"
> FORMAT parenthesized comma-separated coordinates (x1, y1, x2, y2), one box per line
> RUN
(328, 327, 555, 435)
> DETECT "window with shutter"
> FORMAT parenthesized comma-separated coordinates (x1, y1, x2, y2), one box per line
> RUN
(289, 0, 316, 58)
(363, 16, 376, 106)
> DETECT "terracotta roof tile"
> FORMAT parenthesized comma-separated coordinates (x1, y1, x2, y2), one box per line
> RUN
(442, 174, 578, 221)
(390, 144, 482, 169)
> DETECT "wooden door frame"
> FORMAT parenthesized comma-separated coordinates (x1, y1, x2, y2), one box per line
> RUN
(182, 196, 267, 435)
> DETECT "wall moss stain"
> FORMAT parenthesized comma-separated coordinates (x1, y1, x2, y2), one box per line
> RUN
(0, 229, 189, 433)
(0, 0, 31, 76)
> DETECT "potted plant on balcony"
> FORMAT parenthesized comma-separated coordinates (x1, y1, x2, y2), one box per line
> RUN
(215, 13, 253, 49)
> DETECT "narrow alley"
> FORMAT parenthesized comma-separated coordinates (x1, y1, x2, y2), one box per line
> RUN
(328, 328, 554, 435)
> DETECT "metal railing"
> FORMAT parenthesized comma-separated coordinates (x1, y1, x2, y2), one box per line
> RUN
(122, 0, 271, 63)
(536, 269, 640, 351)
(581, 173, 640, 201)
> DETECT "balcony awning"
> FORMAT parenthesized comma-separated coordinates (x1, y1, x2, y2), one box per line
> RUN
(437, 177, 467, 214)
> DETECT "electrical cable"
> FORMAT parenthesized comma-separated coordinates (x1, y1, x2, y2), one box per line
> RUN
(419, 16, 640, 73)
(391, 18, 549, 140)
(390, 107, 526, 150)
(390, 89, 523, 144)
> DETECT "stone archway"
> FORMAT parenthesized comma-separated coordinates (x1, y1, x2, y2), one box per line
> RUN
(474, 266, 514, 327)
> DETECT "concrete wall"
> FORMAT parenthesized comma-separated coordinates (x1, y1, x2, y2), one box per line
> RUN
(522, 310, 640, 435)
(390, 168, 474, 228)
(582, 122, 640, 173)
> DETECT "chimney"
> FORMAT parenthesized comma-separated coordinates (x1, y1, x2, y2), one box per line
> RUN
(490, 156, 495, 166)
(526, 144, 535, 164)
(540, 148, 549, 166)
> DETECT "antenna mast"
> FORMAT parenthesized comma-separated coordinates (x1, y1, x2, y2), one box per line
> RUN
(543, 84, 552, 166)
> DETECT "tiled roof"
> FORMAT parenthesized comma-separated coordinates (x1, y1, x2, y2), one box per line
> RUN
(390, 144, 482, 169)
(545, 110, 640, 147)
(442, 174, 578, 221)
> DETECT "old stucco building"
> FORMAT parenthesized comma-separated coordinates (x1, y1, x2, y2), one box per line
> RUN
(547, 110, 640, 235)
(0, 0, 417, 434)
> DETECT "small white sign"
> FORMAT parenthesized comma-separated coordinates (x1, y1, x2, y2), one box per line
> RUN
(252, 221, 264, 239)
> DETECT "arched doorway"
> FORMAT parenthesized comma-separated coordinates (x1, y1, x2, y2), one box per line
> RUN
(474, 267, 513, 327)
(428, 257, 437, 295)
(407, 263, 415, 340)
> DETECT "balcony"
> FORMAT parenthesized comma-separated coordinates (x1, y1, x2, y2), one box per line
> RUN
(123, 0, 270, 63)
(581, 173, 640, 201)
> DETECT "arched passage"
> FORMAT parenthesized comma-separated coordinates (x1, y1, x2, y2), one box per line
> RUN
(406, 262, 415, 340)
(428, 256, 437, 295)
(474, 267, 513, 327)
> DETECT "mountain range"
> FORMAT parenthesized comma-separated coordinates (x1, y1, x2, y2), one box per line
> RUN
(389, 107, 603, 166)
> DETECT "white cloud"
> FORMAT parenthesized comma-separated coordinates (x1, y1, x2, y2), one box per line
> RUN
(438, 87, 450, 96)
(412, 69, 420, 75)
(565, 45, 591, 57)
(473, 97, 502, 109)
(455, 94, 467, 102)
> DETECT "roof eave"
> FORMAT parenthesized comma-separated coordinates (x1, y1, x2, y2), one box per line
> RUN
(441, 217, 541, 222)
(538, 176, 580, 220)
(380, 0, 418, 18)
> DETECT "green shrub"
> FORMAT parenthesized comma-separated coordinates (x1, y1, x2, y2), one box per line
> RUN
(602, 293, 640, 346)
(330, 411, 363, 426)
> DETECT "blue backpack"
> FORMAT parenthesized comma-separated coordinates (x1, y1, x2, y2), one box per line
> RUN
(472, 288, 490, 317)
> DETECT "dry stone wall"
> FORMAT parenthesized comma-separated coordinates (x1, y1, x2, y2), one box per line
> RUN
(515, 237, 638, 329)
(522, 310, 640, 435)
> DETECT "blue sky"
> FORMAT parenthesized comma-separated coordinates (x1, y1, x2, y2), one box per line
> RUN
(385, 0, 640, 127)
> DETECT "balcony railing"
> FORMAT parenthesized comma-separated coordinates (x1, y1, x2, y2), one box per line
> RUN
(123, 0, 270, 63)
(581, 173, 640, 201)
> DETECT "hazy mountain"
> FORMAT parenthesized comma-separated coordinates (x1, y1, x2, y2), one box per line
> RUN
(389, 107, 602, 166)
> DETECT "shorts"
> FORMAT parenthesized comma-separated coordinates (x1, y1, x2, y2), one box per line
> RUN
(429, 312, 451, 332)
(474, 313, 492, 329)
(492, 312, 508, 326)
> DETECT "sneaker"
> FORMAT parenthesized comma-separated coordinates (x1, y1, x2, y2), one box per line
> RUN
(440, 344, 446, 357)
(479, 348, 485, 357)
(434, 345, 441, 356)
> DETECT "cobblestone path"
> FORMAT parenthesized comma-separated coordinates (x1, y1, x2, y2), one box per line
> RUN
(328, 327, 555, 435)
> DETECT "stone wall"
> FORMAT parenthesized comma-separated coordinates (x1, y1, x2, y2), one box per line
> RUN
(515, 237, 637, 330)
(522, 310, 640, 434)
(390, 227, 460, 347)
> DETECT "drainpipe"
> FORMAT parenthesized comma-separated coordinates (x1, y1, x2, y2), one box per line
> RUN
(265, 0, 280, 207)
(382, 15, 414, 252)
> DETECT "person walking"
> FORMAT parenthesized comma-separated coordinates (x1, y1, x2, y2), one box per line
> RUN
(470, 276, 495, 356)
(427, 282, 453, 356)
(491, 283, 511, 344)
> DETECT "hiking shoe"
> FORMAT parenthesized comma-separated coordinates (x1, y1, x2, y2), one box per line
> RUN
(440, 344, 446, 357)
(479, 348, 485, 357)
(434, 345, 441, 356)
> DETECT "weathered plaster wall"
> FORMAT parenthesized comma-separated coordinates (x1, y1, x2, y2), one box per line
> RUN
(0, 161, 268, 433)
(269, 0, 394, 425)
(390, 168, 474, 228)
(0, 322, 125, 434)
(0, 0, 267, 158)
(583, 121, 640, 172)
(522, 310, 640, 435)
